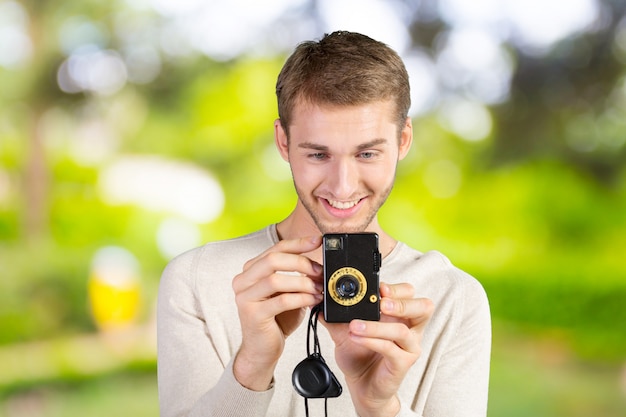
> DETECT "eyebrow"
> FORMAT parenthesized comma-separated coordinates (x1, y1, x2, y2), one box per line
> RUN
(357, 138, 387, 151)
(297, 138, 388, 152)
(298, 142, 328, 151)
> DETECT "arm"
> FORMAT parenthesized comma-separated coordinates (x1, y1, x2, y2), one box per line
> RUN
(422, 278, 491, 416)
(157, 236, 325, 417)
(231, 236, 324, 391)
(157, 252, 274, 417)
(322, 278, 491, 417)
(322, 283, 434, 417)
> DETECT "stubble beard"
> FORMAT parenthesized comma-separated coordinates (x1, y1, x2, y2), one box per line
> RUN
(293, 181, 395, 235)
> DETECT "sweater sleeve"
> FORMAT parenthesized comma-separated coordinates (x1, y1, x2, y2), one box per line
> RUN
(422, 275, 492, 417)
(157, 250, 274, 417)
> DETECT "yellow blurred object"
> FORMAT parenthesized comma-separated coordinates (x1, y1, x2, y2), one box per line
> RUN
(88, 246, 141, 331)
(89, 274, 140, 330)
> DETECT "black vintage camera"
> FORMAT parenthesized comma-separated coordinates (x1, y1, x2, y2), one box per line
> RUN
(323, 233, 381, 323)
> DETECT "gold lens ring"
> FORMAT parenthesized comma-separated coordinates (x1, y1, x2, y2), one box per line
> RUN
(328, 267, 367, 306)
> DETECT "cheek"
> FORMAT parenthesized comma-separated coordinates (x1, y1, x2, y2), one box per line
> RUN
(362, 163, 395, 184)
(291, 163, 321, 187)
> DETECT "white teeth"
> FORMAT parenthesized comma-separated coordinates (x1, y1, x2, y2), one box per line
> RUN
(328, 199, 359, 209)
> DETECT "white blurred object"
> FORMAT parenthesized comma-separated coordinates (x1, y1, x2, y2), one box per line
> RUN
(99, 155, 225, 224)
(156, 217, 201, 259)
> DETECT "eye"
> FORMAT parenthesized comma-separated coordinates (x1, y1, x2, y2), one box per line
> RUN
(358, 151, 377, 159)
(309, 152, 328, 160)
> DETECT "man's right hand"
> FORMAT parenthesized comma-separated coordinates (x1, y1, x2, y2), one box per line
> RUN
(231, 236, 323, 391)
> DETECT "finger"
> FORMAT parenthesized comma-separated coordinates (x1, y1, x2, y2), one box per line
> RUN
(379, 282, 415, 299)
(234, 252, 323, 293)
(237, 286, 322, 322)
(242, 236, 322, 272)
(347, 323, 420, 375)
(262, 292, 324, 318)
(235, 273, 323, 321)
(349, 320, 421, 355)
(381, 297, 434, 331)
(240, 272, 322, 302)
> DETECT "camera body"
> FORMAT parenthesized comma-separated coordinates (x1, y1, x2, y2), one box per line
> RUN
(323, 233, 381, 323)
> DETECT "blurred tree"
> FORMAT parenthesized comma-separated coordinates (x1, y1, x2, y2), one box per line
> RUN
(489, 0, 626, 183)
(0, 0, 625, 359)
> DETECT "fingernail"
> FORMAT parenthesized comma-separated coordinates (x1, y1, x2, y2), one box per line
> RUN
(313, 262, 322, 273)
(352, 321, 366, 334)
(383, 299, 394, 312)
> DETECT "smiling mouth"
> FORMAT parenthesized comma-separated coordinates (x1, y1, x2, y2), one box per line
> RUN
(326, 199, 362, 210)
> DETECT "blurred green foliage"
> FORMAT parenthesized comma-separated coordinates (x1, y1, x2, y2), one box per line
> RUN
(1, 0, 626, 415)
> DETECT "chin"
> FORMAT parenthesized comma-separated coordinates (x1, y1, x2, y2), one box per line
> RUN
(315, 220, 371, 235)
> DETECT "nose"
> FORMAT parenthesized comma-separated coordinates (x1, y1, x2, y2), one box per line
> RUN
(327, 158, 359, 199)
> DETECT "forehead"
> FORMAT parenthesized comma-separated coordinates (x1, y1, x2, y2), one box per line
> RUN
(288, 100, 397, 141)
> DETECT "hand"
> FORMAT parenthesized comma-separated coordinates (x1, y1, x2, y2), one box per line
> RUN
(231, 236, 323, 390)
(322, 282, 434, 417)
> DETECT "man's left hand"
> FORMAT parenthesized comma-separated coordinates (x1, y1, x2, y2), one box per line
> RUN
(321, 282, 434, 417)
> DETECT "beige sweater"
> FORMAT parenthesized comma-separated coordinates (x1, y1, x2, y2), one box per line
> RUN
(157, 225, 491, 417)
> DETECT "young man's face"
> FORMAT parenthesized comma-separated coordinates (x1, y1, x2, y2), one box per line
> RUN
(275, 100, 413, 234)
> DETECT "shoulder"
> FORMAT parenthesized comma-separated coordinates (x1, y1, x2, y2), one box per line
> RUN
(415, 250, 490, 333)
(160, 226, 276, 287)
(384, 244, 488, 305)
(387, 245, 491, 346)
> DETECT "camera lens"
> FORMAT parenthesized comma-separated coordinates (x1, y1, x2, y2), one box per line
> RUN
(336, 275, 359, 299)
(328, 267, 367, 306)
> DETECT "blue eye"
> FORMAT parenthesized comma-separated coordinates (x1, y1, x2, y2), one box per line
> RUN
(310, 152, 327, 160)
(359, 151, 378, 159)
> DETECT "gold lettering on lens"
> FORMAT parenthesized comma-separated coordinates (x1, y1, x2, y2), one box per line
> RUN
(328, 267, 367, 306)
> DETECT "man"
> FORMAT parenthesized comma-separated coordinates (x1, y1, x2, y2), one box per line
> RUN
(157, 31, 491, 417)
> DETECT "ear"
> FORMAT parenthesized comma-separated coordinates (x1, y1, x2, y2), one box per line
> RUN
(398, 117, 413, 161)
(274, 119, 290, 162)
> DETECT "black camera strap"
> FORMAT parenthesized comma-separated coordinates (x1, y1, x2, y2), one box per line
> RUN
(307, 303, 322, 357)
(306, 303, 324, 417)
(292, 303, 342, 417)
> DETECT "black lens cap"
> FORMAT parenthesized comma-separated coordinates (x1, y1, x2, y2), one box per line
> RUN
(292, 354, 342, 398)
